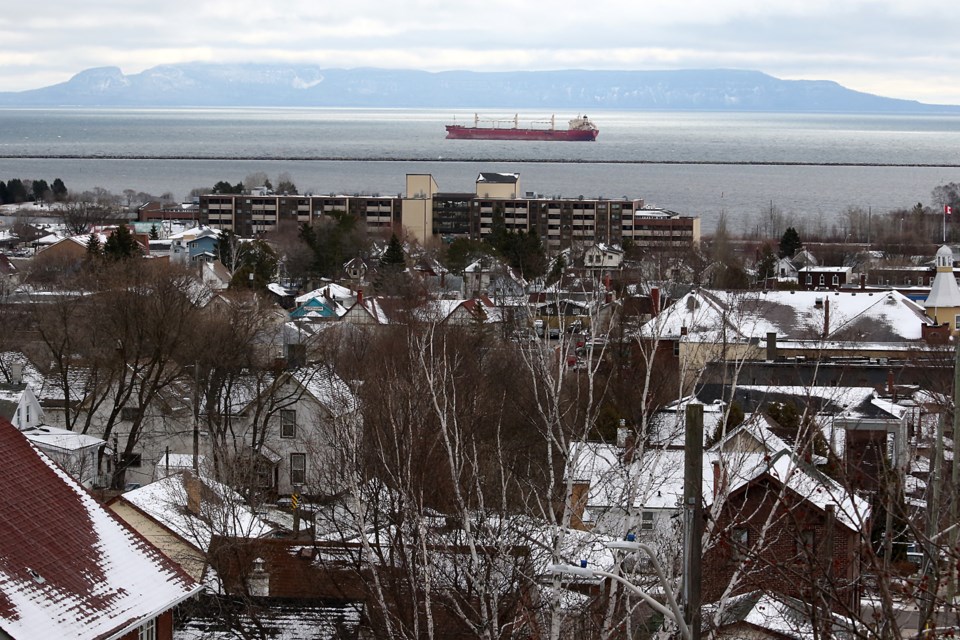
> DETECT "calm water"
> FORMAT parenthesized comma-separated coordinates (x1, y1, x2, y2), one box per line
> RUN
(2, 108, 960, 233)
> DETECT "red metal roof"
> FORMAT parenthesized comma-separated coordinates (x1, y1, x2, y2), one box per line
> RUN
(0, 418, 200, 639)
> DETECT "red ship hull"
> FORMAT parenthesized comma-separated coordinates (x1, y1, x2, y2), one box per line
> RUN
(445, 125, 599, 141)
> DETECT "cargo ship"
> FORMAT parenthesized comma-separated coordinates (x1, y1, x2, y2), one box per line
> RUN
(445, 114, 599, 141)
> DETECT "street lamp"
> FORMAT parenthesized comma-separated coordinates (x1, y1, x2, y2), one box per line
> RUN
(548, 545, 691, 640)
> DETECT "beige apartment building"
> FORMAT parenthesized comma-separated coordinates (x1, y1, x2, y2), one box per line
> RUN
(196, 172, 700, 251)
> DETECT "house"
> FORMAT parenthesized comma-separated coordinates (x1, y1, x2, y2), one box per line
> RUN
(343, 256, 368, 283)
(200, 259, 232, 291)
(703, 449, 869, 611)
(568, 434, 869, 611)
(205, 366, 361, 497)
(704, 590, 859, 639)
(0, 418, 200, 639)
(414, 296, 504, 326)
(109, 471, 275, 581)
(169, 226, 221, 264)
(583, 243, 624, 270)
(638, 288, 936, 389)
(340, 291, 394, 325)
(0, 372, 43, 430)
(798, 266, 854, 290)
(20, 424, 106, 487)
(291, 284, 353, 321)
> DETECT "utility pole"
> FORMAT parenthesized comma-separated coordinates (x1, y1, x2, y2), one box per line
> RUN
(683, 403, 704, 640)
(948, 344, 960, 604)
(921, 412, 945, 626)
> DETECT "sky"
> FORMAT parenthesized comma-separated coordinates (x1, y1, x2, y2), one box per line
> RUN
(4, 0, 960, 105)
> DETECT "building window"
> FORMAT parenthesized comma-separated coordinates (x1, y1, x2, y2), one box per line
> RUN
(731, 528, 748, 560)
(641, 511, 654, 530)
(121, 406, 142, 422)
(121, 453, 142, 469)
(280, 410, 296, 439)
(290, 453, 306, 485)
(832, 275, 839, 286)
(819, 275, 825, 286)
(797, 529, 816, 557)
(805, 275, 812, 285)
(138, 618, 156, 640)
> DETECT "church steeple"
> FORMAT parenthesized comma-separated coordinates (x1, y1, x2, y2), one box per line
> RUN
(924, 245, 960, 328)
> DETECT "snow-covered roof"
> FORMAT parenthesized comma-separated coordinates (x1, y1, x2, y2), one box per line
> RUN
(476, 172, 519, 183)
(0, 420, 200, 639)
(120, 473, 274, 553)
(709, 590, 860, 639)
(296, 283, 354, 304)
(20, 424, 104, 453)
(640, 288, 931, 342)
(570, 439, 869, 533)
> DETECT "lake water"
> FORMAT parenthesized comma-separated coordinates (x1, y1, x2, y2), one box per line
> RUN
(1, 108, 960, 234)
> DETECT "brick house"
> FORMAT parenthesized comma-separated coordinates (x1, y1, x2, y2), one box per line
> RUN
(704, 450, 870, 612)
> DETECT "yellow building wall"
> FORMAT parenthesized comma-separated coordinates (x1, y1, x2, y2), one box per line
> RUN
(109, 501, 206, 581)
(475, 180, 519, 199)
(928, 305, 960, 329)
(401, 174, 439, 243)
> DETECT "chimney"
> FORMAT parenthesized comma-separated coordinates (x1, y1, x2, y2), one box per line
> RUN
(623, 432, 636, 464)
(712, 460, 723, 498)
(651, 287, 661, 318)
(822, 296, 830, 338)
(184, 471, 202, 515)
(766, 332, 777, 362)
(246, 557, 270, 597)
(620, 419, 636, 464)
(860, 273, 866, 290)
(357, 288, 364, 304)
(604, 272, 611, 291)
(887, 369, 896, 399)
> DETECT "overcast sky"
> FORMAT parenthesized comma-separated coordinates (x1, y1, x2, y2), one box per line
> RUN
(5, 0, 960, 105)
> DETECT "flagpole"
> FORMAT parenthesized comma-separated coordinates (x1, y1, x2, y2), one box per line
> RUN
(946, 204, 952, 243)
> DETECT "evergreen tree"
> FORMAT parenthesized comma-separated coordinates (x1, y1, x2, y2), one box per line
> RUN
(149, 225, 160, 241)
(779, 227, 802, 258)
(51, 178, 68, 201)
(0, 182, 7, 205)
(380, 234, 406, 271)
(102, 223, 140, 260)
(229, 239, 278, 289)
(86, 233, 102, 257)
(31, 179, 50, 203)
(5, 179, 27, 203)
(756, 243, 778, 282)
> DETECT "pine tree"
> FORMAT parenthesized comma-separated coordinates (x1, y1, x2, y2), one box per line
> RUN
(381, 234, 406, 271)
(149, 225, 160, 241)
(103, 223, 140, 260)
(779, 227, 802, 258)
(86, 233, 102, 257)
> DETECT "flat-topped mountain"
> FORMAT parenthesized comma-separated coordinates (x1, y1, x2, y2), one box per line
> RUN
(1, 64, 955, 113)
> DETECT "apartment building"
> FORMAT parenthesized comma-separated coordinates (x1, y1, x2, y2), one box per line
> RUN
(201, 191, 400, 236)
(198, 173, 699, 251)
